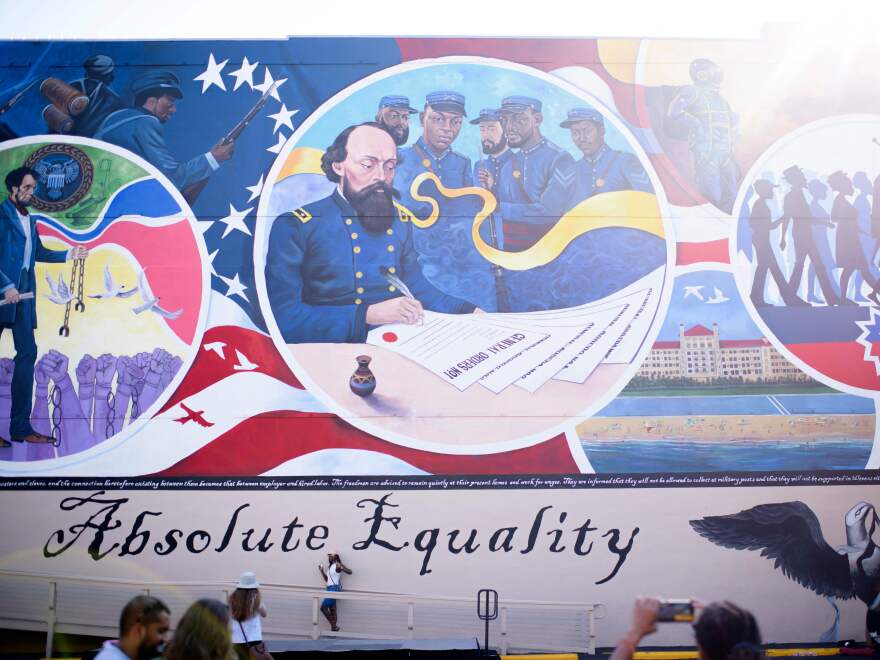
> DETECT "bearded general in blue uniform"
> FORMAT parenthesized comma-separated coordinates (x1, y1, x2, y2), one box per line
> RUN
(561, 107, 652, 204)
(265, 122, 477, 344)
(94, 71, 234, 191)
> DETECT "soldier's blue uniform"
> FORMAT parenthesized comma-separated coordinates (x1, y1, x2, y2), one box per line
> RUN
(395, 92, 499, 310)
(572, 145, 652, 201)
(559, 107, 652, 204)
(94, 71, 218, 191)
(265, 190, 475, 344)
(495, 138, 576, 251)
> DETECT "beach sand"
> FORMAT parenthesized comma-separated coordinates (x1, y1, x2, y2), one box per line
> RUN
(577, 414, 874, 442)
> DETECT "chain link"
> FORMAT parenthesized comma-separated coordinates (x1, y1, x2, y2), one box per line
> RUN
(105, 389, 116, 440)
(49, 384, 62, 447)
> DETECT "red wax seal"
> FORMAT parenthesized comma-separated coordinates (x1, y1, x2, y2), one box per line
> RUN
(382, 332, 398, 343)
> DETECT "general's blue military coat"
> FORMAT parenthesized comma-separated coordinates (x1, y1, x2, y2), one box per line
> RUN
(0, 199, 67, 327)
(571, 144, 652, 203)
(94, 108, 214, 191)
(495, 138, 577, 250)
(265, 190, 475, 343)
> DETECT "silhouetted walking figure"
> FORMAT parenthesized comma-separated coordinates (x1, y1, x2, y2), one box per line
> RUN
(806, 179, 840, 304)
(749, 179, 804, 307)
(780, 165, 838, 306)
(829, 170, 880, 306)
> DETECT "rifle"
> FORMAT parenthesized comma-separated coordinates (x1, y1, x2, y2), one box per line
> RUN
(0, 79, 39, 116)
(181, 81, 278, 205)
(477, 154, 511, 312)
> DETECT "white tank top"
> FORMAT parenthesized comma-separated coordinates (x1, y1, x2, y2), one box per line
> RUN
(231, 613, 263, 643)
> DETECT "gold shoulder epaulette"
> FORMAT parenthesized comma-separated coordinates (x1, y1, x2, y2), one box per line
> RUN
(394, 202, 414, 223)
(292, 207, 312, 223)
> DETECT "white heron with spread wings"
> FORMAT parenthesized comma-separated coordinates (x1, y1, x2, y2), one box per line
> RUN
(89, 264, 138, 299)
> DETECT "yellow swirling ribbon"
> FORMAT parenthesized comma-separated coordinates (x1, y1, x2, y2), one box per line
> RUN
(408, 171, 664, 272)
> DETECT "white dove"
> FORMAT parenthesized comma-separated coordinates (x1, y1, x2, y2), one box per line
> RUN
(683, 285, 705, 301)
(706, 287, 730, 304)
(132, 270, 183, 320)
(88, 264, 138, 299)
(44, 271, 75, 305)
(233, 349, 258, 371)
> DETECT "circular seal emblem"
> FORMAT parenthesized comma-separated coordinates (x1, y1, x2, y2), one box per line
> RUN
(24, 143, 93, 212)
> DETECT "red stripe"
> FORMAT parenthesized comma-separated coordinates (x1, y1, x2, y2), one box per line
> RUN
(675, 239, 729, 265)
(155, 412, 580, 476)
(158, 326, 302, 414)
(786, 341, 880, 392)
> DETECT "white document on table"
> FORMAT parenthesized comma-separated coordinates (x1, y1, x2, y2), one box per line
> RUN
(366, 312, 550, 392)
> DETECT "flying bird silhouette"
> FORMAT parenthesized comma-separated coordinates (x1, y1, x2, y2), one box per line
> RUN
(203, 341, 227, 360)
(132, 270, 183, 320)
(233, 349, 258, 371)
(690, 501, 880, 604)
(683, 285, 705, 301)
(705, 287, 730, 304)
(44, 271, 74, 305)
(173, 402, 214, 428)
(89, 264, 137, 299)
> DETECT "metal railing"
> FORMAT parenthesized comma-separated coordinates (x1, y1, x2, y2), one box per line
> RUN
(0, 569, 604, 657)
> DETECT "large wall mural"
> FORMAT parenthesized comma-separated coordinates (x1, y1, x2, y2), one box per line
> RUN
(2, 30, 880, 648)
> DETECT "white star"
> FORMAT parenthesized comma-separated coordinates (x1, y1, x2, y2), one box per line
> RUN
(245, 175, 264, 203)
(193, 53, 228, 93)
(268, 103, 298, 134)
(253, 68, 287, 101)
(228, 56, 259, 91)
(207, 249, 219, 277)
(217, 203, 253, 239)
(267, 132, 288, 154)
(218, 273, 249, 301)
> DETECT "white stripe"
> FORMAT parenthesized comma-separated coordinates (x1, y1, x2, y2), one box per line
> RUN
(671, 203, 732, 244)
(206, 290, 266, 333)
(765, 395, 786, 415)
(1, 371, 327, 477)
(262, 449, 429, 476)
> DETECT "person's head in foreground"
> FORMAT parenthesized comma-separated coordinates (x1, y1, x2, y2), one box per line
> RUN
(164, 598, 234, 660)
(616, 597, 762, 660)
(116, 595, 171, 660)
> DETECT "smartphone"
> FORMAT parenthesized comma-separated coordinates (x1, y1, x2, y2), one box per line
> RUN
(657, 599, 695, 622)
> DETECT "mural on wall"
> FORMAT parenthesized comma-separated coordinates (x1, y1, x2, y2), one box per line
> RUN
(0, 32, 879, 477)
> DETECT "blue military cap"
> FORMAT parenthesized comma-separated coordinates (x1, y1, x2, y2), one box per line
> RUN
(83, 54, 115, 78)
(560, 107, 604, 128)
(500, 95, 542, 113)
(131, 70, 183, 100)
(425, 90, 467, 116)
(469, 108, 502, 125)
(378, 95, 418, 114)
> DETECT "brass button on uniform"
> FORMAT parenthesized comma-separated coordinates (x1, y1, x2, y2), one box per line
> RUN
(386, 228, 393, 235)
(345, 218, 353, 225)
(387, 245, 394, 252)
(355, 271, 363, 279)
(388, 285, 396, 292)
(351, 232, 358, 239)
(354, 298, 362, 305)
(388, 266, 396, 274)
(356, 287, 364, 294)
(353, 246, 361, 254)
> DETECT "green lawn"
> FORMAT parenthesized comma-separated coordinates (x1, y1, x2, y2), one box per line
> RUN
(620, 384, 837, 397)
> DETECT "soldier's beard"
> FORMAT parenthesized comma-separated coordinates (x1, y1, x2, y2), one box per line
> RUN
(381, 122, 409, 146)
(345, 179, 398, 234)
(482, 137, 507, 155)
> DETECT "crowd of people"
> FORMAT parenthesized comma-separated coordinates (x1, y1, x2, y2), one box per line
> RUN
(95, 554, 352, 660)
(748, 165, 880, 308)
